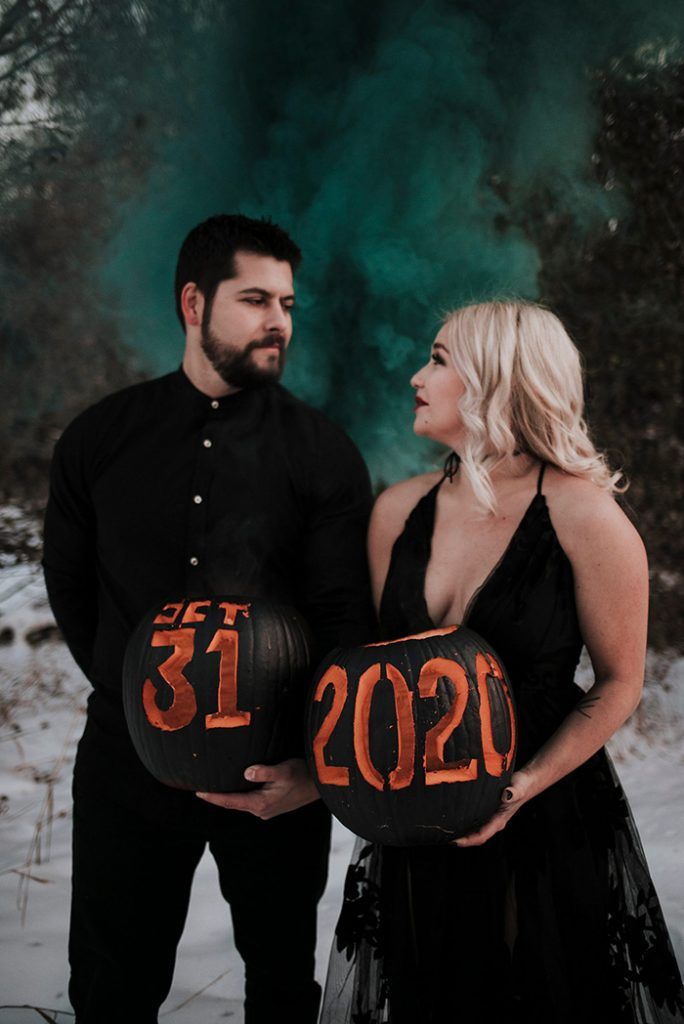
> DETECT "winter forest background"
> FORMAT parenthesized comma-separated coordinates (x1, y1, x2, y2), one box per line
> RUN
(0, 1, 682, 1021)
(1, 0, 683, 643)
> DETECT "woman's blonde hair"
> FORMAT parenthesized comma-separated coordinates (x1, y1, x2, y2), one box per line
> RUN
(441, 299, 625, 513)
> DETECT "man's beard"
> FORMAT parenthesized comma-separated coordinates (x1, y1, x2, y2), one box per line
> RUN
(200, 324, 286, 389)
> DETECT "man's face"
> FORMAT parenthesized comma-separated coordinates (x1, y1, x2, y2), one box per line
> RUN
(200, 251, 295, 389)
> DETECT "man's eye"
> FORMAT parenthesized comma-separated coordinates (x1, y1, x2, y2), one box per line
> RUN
(243, 297, 264, 305)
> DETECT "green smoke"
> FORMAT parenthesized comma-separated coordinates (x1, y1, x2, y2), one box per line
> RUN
(95, 0, 683, 482)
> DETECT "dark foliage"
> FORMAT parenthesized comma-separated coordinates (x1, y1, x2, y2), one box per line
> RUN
(499, 49, 684, 649)
(0, 1, 222, 503)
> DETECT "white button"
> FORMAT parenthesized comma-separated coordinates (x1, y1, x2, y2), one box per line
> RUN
(189, 556, 198, 566)
(203, 439, 212, 448)
(211, 400, 219, 409)
(193, 495, 202, 504)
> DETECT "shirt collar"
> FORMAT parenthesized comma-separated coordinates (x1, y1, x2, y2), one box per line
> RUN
(172, 365, 267, 416)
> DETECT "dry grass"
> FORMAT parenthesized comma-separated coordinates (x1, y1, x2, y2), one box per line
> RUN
(0, 1005, 74, 1022)
(8, 699, 83, 924)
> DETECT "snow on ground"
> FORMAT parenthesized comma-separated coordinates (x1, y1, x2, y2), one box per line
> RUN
(0, 564, 682, 1023)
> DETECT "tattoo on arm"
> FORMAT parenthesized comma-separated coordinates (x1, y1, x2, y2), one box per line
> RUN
(575, 694, 601, 719)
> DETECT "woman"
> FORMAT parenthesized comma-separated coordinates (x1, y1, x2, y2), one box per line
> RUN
(320, 300, 684, 1024)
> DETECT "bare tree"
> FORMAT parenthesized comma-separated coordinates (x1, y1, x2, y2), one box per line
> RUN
(0, 1, 97, 127)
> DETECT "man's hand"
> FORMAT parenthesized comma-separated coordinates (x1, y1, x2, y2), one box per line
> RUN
(196, 758, 320, 820)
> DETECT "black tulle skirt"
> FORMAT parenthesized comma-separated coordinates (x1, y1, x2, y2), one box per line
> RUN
(319, 749, 684, 1024)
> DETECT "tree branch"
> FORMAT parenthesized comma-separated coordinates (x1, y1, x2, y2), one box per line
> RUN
(0, 0, 88, 58)
(0, 0, 34, 47)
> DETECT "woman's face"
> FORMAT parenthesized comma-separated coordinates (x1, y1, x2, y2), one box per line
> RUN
(411, 326, 467, 445)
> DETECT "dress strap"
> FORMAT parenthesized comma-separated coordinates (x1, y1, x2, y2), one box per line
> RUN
(536, 461, 547, 495)
(442, 451, 461, 482)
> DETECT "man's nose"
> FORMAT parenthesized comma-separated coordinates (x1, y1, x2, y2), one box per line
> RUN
(264, 303, 289, 334)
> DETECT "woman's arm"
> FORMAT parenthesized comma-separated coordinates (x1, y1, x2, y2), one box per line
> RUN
(455, 474, 648, 847)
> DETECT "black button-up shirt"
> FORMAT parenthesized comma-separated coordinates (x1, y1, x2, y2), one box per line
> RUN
(43, 368, 374, 742)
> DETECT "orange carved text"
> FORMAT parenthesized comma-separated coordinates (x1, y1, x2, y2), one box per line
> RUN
(475, 652, 516, 776)
(205, 629, 251, 729)
(353, 663, 415, 792)
(153, 602, 184, 626)
(311, 665, 351, 786)
(182, 600, 211, 624)
(218, 602, 251, 626)
(142, 628, 197, 731)
(418, 657, 478, 783)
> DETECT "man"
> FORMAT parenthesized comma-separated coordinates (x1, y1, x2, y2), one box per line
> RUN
(42, 214, 374, 1023)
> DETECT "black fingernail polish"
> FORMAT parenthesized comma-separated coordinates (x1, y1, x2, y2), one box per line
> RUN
(504, 789, 513, 801)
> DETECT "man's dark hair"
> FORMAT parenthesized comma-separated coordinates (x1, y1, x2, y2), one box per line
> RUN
(174, 213, 302, 330)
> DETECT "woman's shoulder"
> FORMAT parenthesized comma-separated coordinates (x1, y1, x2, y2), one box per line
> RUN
(368, 471, 441, 556)
(368, 472, 442, 601)
(373, 470, 442, 523)
(541, 466, 646, 562)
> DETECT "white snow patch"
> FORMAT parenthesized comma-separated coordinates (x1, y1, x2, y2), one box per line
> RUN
(0, 566, 682, 1023)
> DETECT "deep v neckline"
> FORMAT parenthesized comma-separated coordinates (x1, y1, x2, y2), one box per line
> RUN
(420, 478, 547, 629)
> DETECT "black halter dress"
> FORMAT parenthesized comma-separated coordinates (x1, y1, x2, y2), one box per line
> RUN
(320, 464, 684, 1024)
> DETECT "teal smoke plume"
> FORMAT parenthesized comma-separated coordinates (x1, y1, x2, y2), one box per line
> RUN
(98, 0, 684, 482)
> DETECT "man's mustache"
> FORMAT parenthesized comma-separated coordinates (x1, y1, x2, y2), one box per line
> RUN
(250, 335, 285, 352)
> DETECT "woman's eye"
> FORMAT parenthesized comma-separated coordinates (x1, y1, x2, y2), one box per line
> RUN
(431, 353, 444, 365)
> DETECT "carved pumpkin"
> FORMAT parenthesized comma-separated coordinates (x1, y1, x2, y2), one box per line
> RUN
(123, 596, 312, 792)
(306, 625, 516, 845)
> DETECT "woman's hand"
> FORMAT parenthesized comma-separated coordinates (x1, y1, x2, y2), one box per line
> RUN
(452, 768, 536, 847)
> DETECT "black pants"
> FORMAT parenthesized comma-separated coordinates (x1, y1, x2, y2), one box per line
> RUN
(69, 722, 331, 1024)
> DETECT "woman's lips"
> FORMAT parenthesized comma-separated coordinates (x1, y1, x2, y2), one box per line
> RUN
(415, 397, 428, 409)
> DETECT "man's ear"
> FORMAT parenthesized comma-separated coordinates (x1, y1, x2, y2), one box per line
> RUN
(181, 281, 204, 328)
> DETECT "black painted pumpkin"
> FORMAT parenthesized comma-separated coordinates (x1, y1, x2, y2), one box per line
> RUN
(306, 624, 517, 845)
(123, 596, 312, 792)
